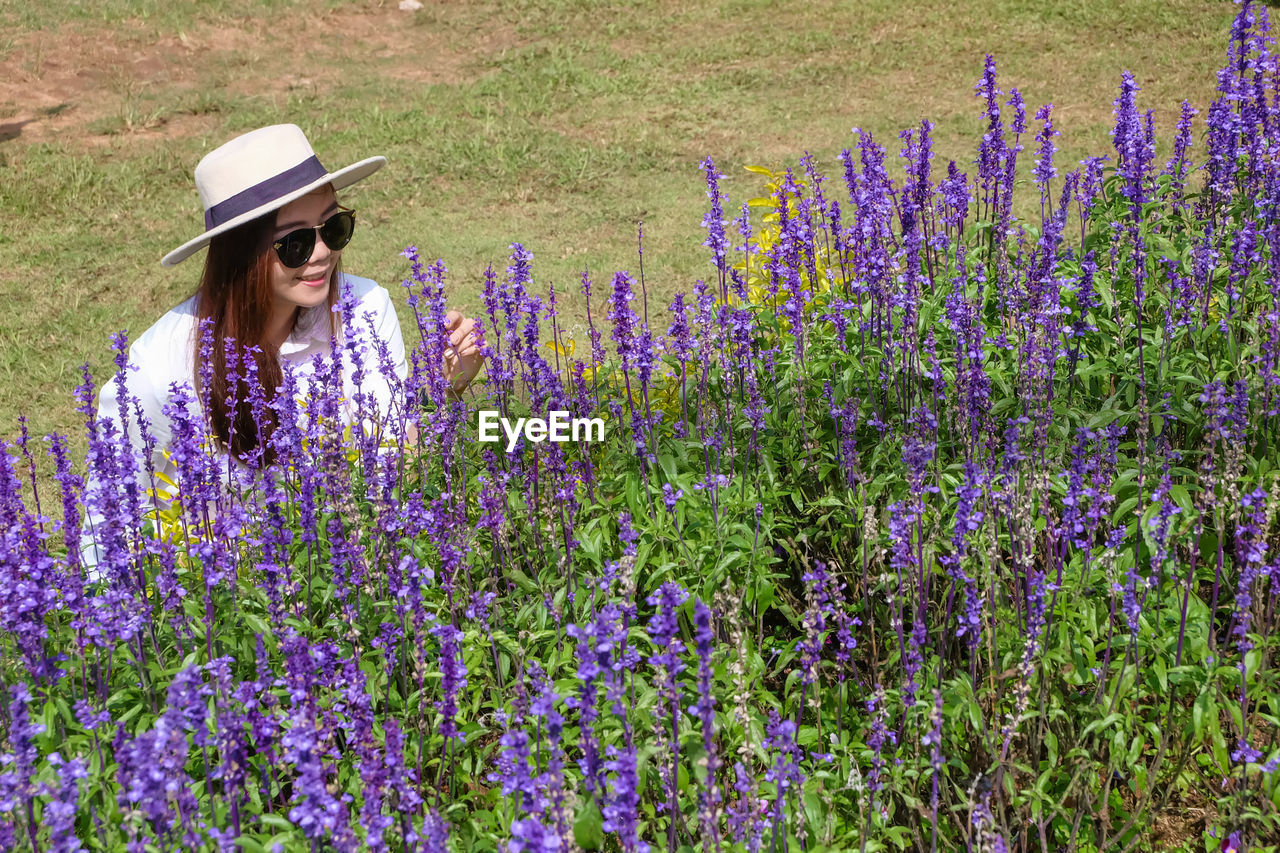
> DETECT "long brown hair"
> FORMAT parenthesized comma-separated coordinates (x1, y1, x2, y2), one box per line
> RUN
(192, 210, 340, 467)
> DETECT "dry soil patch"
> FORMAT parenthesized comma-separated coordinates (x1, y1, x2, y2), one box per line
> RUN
(0, 4, 521, 148)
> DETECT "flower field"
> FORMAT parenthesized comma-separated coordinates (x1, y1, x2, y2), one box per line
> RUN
(4, 2, 1280, 850)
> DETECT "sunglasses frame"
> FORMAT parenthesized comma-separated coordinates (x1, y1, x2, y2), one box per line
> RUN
(272, 206, 357, 269)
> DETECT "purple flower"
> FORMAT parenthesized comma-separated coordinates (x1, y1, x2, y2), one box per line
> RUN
(491, 728, 538, 813)
(888, 499, 925, 705)
(666, 293, 695, 437)
(565, 605, 640, 793)
(999, 566, 1051, 760)
(726, 761, 768, 850)
(507, 815, 560, 853)
(0, 683, 44, 837)
(690, 599, 722, 843)
(796, 563, 833, 688)
(970, 780, 1009, 852)
(661, 482, 682, 513)
(1033, 103, 1058, 209)
(865, 685, 895, 796)
(1163, 100, 1198, 207)
(280, 700, 355, 845)
(701, 157, 731, 284)
(944, 461, 985, 649)
(421, 809, 451, 853)
(0, 444, 62, 683)
(609, 272, 639, 371)
(39, 752, 87, 853)
(618, 511, 638, 558)
(974, 55, 1007, 211)
(646, 580, 690, 829)
(431, 621, 468, 745)
(601, 743, 648, 853)
(115, 669, 213, 846)
(763, 710, 805, 794)
(383, 720, 426, 841)
(938, 160, 970, 240)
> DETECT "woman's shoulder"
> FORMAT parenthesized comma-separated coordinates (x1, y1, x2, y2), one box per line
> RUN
(336, 272, 399, 330)
(128, 295, 200, 381)
(338, 272, 390, 306)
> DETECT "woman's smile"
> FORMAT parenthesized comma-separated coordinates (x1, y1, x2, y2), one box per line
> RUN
(296, 269, 330, 288)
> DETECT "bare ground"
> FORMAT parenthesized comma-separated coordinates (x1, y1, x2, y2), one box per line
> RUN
(0, 2, 522, 148)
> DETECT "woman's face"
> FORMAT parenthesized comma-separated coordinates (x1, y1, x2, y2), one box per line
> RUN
(268, 184, 341, 319)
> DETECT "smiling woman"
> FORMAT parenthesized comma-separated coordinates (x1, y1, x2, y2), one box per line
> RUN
(79, 124, 486, 576)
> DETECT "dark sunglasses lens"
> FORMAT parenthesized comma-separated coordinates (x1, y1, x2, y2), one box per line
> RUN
(276, 230, 316, 268)
(319, 211, 355, 251)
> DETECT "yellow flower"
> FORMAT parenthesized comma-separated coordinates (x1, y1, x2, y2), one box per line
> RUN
(544, 339, 576, 359)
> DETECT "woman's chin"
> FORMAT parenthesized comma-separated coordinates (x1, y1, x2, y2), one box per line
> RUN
(295, 284, 330, 306)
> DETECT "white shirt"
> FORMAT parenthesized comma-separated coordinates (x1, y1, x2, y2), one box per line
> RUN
(80, 272, 409, 574)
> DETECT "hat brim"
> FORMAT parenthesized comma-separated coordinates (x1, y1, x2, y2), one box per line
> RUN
(160, 156, 387, 267)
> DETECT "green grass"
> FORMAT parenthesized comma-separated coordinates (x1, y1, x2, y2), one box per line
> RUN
(0, 0, 1237, 496)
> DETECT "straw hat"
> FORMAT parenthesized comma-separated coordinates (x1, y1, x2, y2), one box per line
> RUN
(161, 124, 385, 267)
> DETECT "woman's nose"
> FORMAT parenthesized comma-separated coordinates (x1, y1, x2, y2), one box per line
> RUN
(310, 229, 333, 263)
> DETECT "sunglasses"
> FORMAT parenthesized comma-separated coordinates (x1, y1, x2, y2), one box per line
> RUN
(272, 208, 356, 269)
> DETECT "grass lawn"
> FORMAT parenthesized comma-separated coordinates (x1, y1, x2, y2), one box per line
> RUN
(0, 0, 1235, 498)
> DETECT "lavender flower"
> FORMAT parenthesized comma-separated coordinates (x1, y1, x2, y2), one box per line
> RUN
(431, 621, 468, 745)
(691, 599, 722, 845)
(661, 482, 683, 513)
(602, 743, 649, 853)
(702, 157, 731, 286)
(646, 580, 689, 841)
(865, 685, 895, 799)
(39, 752, 87, 853)
(0, 683, 43, 848)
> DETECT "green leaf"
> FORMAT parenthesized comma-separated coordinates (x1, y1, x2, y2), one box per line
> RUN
(1127, 732, 1144, 766)
(243, 612, 271, 638)
(967, 697, 983, 733)
(761, 451, 777, 486)
(574, 797, 605, 850)
(803, 788, 829, 835)
(658, 453, 678, 483)
(1244, 649, 1261, 682)
(1086, 407, 1124, 431)
(1081, 712, 1126, 739)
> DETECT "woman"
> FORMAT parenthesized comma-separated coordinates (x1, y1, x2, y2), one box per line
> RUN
(80, 124, 484, 574)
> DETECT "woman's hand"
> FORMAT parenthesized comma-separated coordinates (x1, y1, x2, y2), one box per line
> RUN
(443, 310, 485, 395)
